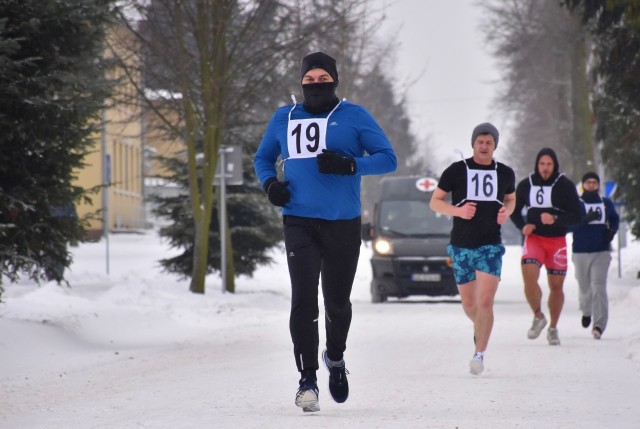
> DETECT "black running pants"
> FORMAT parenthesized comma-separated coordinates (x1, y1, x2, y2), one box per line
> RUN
(283, 215, 361, 373)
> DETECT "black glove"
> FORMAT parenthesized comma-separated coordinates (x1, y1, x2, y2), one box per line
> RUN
(585, 210, 600, 223)
(316, 149, 356, 175)
(264, 177, 290, 207)
(605, 229, 617, 243)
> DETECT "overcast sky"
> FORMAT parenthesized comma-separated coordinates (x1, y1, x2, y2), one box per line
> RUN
(375, 0, 505, 171)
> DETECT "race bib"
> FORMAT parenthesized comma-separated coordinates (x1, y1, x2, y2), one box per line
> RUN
(466, 169, 498, 201)
(584, 202, 606, 224)
(287, 118, 327, 159)
(529, 186, 552, 208)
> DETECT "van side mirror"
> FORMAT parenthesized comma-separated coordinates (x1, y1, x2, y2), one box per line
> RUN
(361, 222, 372, 241)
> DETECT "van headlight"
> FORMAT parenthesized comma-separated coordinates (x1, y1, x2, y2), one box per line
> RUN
(374, 238, 393, 255)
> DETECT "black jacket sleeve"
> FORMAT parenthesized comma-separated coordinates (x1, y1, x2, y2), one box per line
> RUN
(510, 179, 529, 230)
(554, 177, 582, 228)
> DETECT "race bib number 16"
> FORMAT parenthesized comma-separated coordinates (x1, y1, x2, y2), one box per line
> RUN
(466, 169, 498, 201)
(287, 118, 328, 159)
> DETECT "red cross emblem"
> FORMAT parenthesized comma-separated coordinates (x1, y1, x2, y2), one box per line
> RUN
(415, 177, 437, 192)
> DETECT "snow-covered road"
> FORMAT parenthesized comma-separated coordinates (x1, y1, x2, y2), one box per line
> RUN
(1, 234, 639, 428)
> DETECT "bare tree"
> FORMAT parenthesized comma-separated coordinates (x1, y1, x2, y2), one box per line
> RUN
(304, 1, 433, 220)
(109, 0, 425, 294)
(112, 1, 302, 293)
(111, 0, 379, 293)
(482, 0, 593, 179)
(563, 0, 640, 237)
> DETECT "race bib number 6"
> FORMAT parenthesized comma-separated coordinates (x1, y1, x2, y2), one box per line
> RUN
(529, 186, 553, 208)
(287, 118, 328, 159)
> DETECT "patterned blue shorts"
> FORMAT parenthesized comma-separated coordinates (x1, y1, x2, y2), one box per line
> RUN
(447, 244, 506, 285)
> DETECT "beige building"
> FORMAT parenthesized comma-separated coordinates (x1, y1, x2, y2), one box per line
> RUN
(144, 100, 186, 178)
(74, 24, 145, 240)
(142, 100, 188, 221)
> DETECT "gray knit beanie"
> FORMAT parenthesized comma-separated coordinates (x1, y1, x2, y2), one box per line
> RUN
(471, 122, 499, 147)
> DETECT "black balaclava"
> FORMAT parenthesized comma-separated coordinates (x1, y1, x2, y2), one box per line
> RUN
(581, 171, 601, 202)
(471, 122, 499, 148)
(300, 52, 339, 114)
(534, 147, 560, 182)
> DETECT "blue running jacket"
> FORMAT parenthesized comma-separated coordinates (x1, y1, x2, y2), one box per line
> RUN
(254, 100, 397, 220)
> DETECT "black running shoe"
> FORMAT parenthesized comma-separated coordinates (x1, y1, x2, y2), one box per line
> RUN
(582, 315, 591, 328)
(322, 349, 349, 403)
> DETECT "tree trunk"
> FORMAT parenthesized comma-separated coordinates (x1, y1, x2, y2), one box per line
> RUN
(570, 24, 595, 174)
(224, 212, 235, 293)
(181, 0, 231, 294)
(190, 223, 208, 294)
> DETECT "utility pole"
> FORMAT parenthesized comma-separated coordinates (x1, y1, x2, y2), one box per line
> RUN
(216, 145, 243, 292)
(101, 108, 110, 275)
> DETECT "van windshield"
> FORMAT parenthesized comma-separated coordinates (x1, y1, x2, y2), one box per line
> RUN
(379, 200, 451, 237)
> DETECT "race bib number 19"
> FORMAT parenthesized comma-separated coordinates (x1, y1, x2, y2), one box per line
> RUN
(287, 118, 328, 159)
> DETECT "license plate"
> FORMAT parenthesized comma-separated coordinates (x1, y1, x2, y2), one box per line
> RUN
(411, 273, 441, 282)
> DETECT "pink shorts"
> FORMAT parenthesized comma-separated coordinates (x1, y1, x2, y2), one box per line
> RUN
(521, 234, 568, 275)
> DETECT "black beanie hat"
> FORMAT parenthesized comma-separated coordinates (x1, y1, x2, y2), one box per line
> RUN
(582, 172, 600, 184)
(471, 122, 499, 148)
(300, 52, 339, 83)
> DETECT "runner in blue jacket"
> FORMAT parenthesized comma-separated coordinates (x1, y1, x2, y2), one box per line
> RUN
(254, 51, 396, 413)
(571, 172, 620, 339)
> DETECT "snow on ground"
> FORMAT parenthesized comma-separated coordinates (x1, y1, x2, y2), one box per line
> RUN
(1, 229, 640, 428)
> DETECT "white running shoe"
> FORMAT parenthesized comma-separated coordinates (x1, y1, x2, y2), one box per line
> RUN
(592, 327, 602, 339)
(547, 327, 561, 345)
(295, 377, 320, 412)
(469, 352, 484, 375)
(527, 315, 548, 339)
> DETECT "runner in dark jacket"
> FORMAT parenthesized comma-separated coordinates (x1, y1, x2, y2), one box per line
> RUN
(571, 172, 620, 339)
(510, 148, 582, 346)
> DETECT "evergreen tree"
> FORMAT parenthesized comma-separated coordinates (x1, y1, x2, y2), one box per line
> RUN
(564, 0, 640, 237)
(150, 147, 283, 279)
(0, 0, 114, 293)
